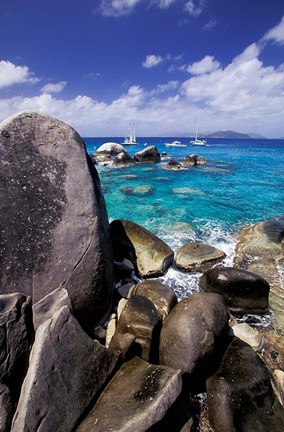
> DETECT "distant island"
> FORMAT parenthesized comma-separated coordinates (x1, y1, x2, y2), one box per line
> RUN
(162, 130, 267, 139)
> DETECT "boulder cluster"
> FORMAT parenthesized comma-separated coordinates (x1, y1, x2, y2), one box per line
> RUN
(0, 112, 283, 432)
(93, 141, 206, 170)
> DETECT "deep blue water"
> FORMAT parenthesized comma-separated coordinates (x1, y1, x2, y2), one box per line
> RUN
(84, 136, 284, 298)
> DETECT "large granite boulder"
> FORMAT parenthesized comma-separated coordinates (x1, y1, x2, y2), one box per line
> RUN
(113, 152, 135, 166)
(176, 242, 226, 272)
(0, 111, 114, 333)
(234, 218, 284, 334)
(159, 292, 229, 375)
(95, 142, 126, 155)
(109, 295, 159, 361)
(207, 337, 284, 432)
(134, 146, 161, 163)
(0, 294, 32, 430)
(75, 356, 182, 432)
(129, 280, 177, 321)
(199, 267, 270, 313)
(11, 305, 118, 432)
(110, 219, 174, 278)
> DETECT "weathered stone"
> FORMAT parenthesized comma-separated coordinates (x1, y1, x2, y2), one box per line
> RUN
(0, 111, 114, 333)
(183, 155, 197, 166)
(11, 305, 118, 432)
(206, 338, 284, 432)
(176, 242, 226, 272)
(0, 293, 32, 410)
(234, 218, 284, 334)
(159, 292, 229, 375)
(109, 295, 159, 361)
(199, 267, 270, 313)
(230, 323, 263, 351)
(110, 219, 174, 278)
(129, 280, 177, 320)
(75, 356, 182, 432)
(271, 369, 284, 406)
(0, 384, 13, 432)
(163, 158, 182, 169)
(95, 142, 126, 155)
(134, 146, 161, 163)
(113, 152, 135, 166)
(32, 287, 72, 331)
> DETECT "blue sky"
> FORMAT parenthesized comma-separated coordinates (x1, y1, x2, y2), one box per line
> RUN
(0, 0, 284, 137)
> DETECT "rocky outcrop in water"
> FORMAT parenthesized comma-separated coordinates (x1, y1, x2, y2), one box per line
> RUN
(234, 218, 284, 334)
(0, 112, 283, 432)
(176, 242, 226, 272)
(113, 151, 135, 166)
(0, 111, 114, 334)
(199, 267, 270, 313)
(134, 145, 161, 163)
(110, 219, 174, 278)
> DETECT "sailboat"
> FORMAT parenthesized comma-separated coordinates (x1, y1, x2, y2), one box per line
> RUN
(122, 123, 137, 145)
(190, 115, 206, 146)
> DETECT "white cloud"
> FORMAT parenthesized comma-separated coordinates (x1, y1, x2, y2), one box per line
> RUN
(184, 0, 205, 17)
(187, 55, 220, 75)
(40, 81, 67, 94)
(0, 60, 39, 89)
(142, 54, 163, 68)
(262, 15, 284, 45)
(151, 80, 179, 95)
(99, 0, 142, 17)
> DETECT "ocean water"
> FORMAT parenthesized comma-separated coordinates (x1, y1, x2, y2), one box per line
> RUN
(84, 137, 284, 305)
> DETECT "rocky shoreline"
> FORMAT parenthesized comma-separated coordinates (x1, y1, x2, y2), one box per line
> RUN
(0, 112, 283, 431)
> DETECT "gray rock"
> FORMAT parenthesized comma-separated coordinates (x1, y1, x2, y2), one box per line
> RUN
(176, 242, 226, 272)
(0, 384, 13, 432)
(95, 142, 126, 155)
(134, 146, 161, 163)
(130, 280, 177, 320)
(0, 293, 32, 412)
(183, 155, 197, 166)
(199, 267, 270, 313)
(207, 337, 284, 432)
(75, 356, 182, 432)
(32, 287, 72, 331)
(109, 295, 159, 361)
(0, 111, 114, 333)
(113, 152, 135, 166)
(234, 218, 284, 334)
(110, 219, 174, 278)
(159, 292, 229, 374)
(11, 305, 118, 432)
(163, 158, 182, 169)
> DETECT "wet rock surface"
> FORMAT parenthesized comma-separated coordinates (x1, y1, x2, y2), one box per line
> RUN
(176, 242, 226, 272)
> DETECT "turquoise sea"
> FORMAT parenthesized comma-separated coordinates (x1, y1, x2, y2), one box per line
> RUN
(84, 137, 284, 301)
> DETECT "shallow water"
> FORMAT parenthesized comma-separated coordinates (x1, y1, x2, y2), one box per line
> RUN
(85, 136, 284, 309)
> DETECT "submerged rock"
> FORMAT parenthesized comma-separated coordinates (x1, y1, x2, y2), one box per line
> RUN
(75, 356, 182, 432)
(134, 146, 161, 163)
(110, 219, 174, 278)
(0, 111, 114, 333)
(159, 292, 229, 375)
(113, 152, 135, 166)
(176, 242, 226, 272)
(207, 338, 284, 432)
(199, 267, 270, 313)
(120, 185, 154, 196)
(163, 158, 182, 170)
